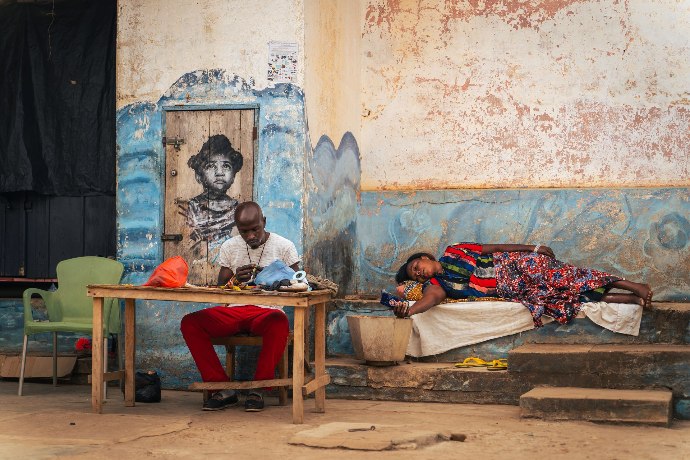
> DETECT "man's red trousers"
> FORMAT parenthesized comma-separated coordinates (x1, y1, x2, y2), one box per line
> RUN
(180, 305, 289, 384)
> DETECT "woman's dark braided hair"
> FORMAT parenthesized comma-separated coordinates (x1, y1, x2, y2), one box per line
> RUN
(395, 252, 436, 284)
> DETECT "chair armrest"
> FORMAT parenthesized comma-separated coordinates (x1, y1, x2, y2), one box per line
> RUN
(22, 288, 54, 324)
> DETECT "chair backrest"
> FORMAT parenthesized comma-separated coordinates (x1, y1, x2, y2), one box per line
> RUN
(54, 256, 124, 333)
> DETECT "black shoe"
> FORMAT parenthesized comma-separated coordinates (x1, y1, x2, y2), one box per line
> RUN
(244, 392, 265, 412)
(202, 390, 238, 411)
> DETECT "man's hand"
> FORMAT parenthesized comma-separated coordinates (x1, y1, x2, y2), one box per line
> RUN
(235, 264, 260, 282)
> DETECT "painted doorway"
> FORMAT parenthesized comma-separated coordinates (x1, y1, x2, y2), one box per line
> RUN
(164, 109, 255, 285)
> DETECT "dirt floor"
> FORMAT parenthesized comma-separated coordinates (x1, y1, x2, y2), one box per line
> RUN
(0, 380, 689, 459)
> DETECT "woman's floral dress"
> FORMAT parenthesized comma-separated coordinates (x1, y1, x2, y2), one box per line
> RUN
(428, 243, 620, 327)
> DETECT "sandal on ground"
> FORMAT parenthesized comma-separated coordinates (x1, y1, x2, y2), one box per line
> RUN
(486, 359, 508, 371)
(244, 391, 265, 412)
(454, 357, 489, 368)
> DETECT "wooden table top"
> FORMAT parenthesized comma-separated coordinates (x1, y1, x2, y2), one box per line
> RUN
(87, 284, 334, 307)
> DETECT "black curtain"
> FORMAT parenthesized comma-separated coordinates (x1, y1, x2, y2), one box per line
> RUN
(0, 0, 116, 195)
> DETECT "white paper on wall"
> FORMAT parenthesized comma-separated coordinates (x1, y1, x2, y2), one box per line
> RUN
(267, 41, 298, 83)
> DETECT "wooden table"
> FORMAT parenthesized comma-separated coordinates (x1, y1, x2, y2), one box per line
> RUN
(87, 284, 332, 423)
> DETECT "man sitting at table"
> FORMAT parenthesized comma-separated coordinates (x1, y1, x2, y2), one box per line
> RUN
(180, 201, 300, 412)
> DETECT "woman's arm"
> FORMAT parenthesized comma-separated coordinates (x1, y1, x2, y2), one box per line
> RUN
(392, 284, 447, 318)
(482, 244, 554, 258)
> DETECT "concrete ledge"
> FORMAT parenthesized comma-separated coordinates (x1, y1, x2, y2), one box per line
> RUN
(327, 300, 690, 364)
(326, 351, 690, 420)
(326, 357, 530, 405)
(520, 386, 673, 427)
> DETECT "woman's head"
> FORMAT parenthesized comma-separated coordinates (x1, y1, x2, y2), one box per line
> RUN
(395, 252, 438, 284)
(188, 135, 243, 195)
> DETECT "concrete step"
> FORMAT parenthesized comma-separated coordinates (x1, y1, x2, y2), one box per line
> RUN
(520, 386, 673, 427)
(509, 343, 690, 419)
(509, 344, 690, 390)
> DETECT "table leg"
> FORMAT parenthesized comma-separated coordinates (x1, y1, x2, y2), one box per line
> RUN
(314, 302, 326, 413)
(124, 298, 136, 407)
(303, 312, 311, 374)
(91, 297, 104, 413)
(292, 308, 305, 424)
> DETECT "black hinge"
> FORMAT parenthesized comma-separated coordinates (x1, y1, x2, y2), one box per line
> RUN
(161, 233, 183, 242)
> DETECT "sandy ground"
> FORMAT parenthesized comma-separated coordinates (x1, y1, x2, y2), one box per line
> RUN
(0, 381, 688, 459)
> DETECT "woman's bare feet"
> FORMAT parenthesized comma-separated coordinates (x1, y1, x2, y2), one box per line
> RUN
(608, 280, 653, 308)
(631, 283, 653, 308)
(601, 293, 646, 307)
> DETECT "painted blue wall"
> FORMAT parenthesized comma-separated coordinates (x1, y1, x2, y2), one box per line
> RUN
(357, 188, 690, 300)
(117, 70, 307, 284)
(0, 299, 80, 354)
(116, 70, 312, 387)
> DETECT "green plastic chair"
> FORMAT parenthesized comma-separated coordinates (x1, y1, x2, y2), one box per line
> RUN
(19, 256, 124, 396)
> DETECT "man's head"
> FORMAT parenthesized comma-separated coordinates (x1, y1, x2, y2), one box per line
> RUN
(235, 201, 267, 248)
(188, 135, 243, 195)
(395, 252, 437, 284)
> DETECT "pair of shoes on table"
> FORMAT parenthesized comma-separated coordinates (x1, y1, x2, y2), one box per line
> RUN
(454, 357, 508, 371)
(244, 391, 264, 412)
(202, 390, 239, 411)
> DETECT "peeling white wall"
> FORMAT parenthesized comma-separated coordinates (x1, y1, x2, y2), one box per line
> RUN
(360, 0, 690, 190)
(117, 0, 305, 107)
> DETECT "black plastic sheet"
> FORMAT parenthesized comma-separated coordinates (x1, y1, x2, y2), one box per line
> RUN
(0, 0, 116, 195)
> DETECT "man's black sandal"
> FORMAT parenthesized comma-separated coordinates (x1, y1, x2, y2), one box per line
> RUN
(244, 392, 265, 412)
(203, 390, 239, 411)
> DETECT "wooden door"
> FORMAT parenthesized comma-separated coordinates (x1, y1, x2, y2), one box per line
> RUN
(164, 110, 255, 285)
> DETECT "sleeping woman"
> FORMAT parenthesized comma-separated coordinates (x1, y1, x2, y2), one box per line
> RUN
(391, 243, 653, 327)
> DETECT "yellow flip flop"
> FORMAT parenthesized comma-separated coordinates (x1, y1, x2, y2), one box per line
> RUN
(454, 357, 489, 368)
(486, 358, 508, 371)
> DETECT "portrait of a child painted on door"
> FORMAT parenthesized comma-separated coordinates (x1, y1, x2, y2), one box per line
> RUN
(185, 134, 243, 243)
(164, 109, 255, 286)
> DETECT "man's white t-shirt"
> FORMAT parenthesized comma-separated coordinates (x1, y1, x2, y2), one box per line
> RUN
(217, 232, 300, 310)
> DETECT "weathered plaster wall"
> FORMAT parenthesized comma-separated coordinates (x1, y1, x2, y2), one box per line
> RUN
(360, 0, 690, 190)
(304, 0, 362, 147)
(117, 0, 305, 108)
(357, 188, 690, 300)
(304, 133, 361, 295)
(303, 1, 363, 295)
(113, 0, 689, 391)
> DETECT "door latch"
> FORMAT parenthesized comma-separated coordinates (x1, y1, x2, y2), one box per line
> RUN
(162, 136, 185, 151)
